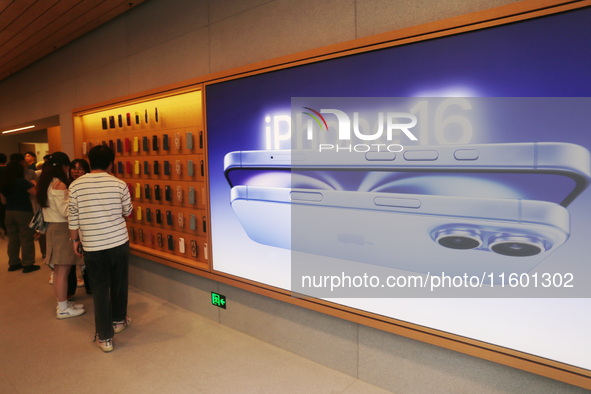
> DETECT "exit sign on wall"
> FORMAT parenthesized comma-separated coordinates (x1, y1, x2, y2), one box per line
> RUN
(211, 292, 226, 309)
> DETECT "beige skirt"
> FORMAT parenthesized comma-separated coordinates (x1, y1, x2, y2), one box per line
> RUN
(45, 222, 83, 266)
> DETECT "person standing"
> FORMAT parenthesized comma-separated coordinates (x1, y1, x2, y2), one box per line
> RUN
(67, 158, 91, 294)
(0, 160, 39, 272)
(0, 153, 7, 239)
(24, 151, 37, 171)
(37, 152, 85, 318)
(68, 145, 133, 352)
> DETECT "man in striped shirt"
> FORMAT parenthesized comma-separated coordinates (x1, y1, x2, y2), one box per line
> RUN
(68, 145, 133, 352)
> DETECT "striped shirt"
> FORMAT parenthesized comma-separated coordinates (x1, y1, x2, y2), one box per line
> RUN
(68, 172, 132, 252)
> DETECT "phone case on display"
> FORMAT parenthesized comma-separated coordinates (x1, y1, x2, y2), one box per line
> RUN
(163, 134, 169, 151)
(154, 185, 161, 201)
(176, 186, 183, 203)
(166, 211, 172, 226)
(167, 235, 174, 251)
(177, 213, 184, 228)
(138, 228, 144, 242)
(152, 135, 159, 151)
(164, 161, 170, 175)
(143, 161, 150, 175)
(109, 116, 115, 129)
(133, 137, 139, 152)
(189, 215, 196, 231)
(175, 133, 181, 149)
(145, 208, 152, 222)
(187, 160, 194, 176)
(144, 184, 151, 200)
(102, 118, 108, 130)
(134, 183, 141, 199)
(135, 112, 140, 124)
(157, 233, 163, 247)
(165, 185, 171, 201)
(190, 240, 198, 257)
(116, 139, 122, 153)
(134, 161, 140, 175)
(124, 138, 131, 153)
(188, 187, 195, 205)
(118, 114, 123, 128)
(126, 113, 131, 126)
(156, 210, 162, 224)
(199, 131, 203, 149)
(143, 136, 149, 152)
(186, 132, 193, 150)
(178, 237, 185, 253)
(155, 107, 159, 122)
(202, 216, 207, 233)
(153, 161, 160, 175)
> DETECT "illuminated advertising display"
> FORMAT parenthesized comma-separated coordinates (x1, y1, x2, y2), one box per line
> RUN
(206, 8, 591, 370)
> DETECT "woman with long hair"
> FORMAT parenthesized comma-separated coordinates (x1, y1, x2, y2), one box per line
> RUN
(0, 160, 38, 272)
(37, 152, 85, 319)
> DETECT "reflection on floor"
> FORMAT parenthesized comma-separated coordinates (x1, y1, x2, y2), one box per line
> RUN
(0, 237, 391, 393)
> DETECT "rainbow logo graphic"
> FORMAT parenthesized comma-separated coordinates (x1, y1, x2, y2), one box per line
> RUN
(302, 107, 328, 131)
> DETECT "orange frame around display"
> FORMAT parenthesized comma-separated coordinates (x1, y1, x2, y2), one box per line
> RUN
(72, 1, 591, 388)
(73, 88, 210, 272)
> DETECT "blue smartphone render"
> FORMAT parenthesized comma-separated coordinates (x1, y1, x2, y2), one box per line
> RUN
(229, 185, 570, 277)
(223, 142, 591, 278)
(224, 143, 591, 206)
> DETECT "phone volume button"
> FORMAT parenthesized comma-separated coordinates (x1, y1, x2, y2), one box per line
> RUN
(403, 150, 438, 161)
(365, 152, 396, 161)
(454, 149, 479, 160)
(290, 191, 323, 202)
(373, 197, 421, 209)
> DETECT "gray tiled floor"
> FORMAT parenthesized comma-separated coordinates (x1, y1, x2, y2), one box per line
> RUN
(0, 237, 392, 393)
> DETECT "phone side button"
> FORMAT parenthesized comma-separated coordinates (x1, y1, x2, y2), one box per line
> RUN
(403, 150, 438, 161)
(454, 149, 479, 160)
(373, 197, 421, 209)
(365, 152, 396, 161)
(290, 191, 323, 202)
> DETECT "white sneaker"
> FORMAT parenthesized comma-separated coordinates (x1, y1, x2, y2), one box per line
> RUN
(56, 301, 84, 311)
(56, 305, 85, 319)
(113, 316, 132, 334)
(96, 337, 113, 353)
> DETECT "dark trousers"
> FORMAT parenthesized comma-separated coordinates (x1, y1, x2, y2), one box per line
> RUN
(5, 210, 35, 267)
(0, 203, 6, 235)
(84, 242, 129, 340)
(67, 265, 91, 297)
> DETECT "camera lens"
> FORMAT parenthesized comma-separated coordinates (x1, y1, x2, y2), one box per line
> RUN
(488, 236, 545, 257)
(434, 229, 481, 250)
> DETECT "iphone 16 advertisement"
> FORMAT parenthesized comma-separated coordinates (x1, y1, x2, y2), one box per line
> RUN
(206, 7, 591, 370)
(223, 97, 591, 298)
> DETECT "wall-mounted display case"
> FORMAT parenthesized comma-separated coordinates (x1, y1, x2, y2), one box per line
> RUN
(73, 88, 209, 271)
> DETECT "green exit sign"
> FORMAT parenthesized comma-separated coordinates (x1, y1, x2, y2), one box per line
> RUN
(211, 292, 226, 309)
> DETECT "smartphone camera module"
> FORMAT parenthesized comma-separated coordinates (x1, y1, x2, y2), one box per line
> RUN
(488, 235, 546, 257)
(433, 228, 482, 250)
